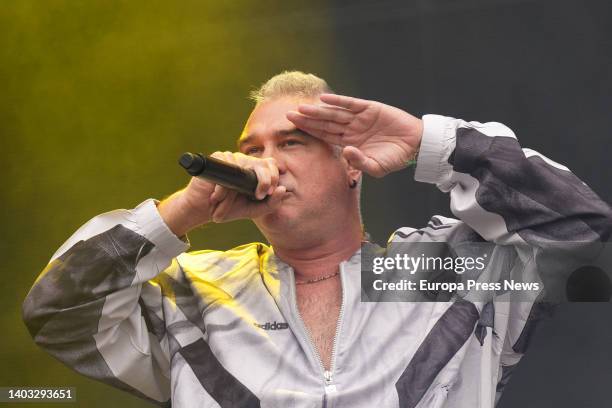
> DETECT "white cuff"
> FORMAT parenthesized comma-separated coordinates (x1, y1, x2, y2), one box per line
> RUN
(130, 199, 190, 257)
(414, 114, 458, 187)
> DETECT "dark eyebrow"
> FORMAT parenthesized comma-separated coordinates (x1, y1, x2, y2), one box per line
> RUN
(237, 127, 311, 150)
(276, 127, 312, 139)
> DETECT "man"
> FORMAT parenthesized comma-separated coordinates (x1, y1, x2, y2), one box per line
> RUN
(22, 71, 612, 407)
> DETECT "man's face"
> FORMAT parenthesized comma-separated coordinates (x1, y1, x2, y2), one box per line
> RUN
(238, 96, 356, 240)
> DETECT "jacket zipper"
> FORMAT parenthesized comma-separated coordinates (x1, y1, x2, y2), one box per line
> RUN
(290, 262, 347, 408)
(326, 261, 346, 392)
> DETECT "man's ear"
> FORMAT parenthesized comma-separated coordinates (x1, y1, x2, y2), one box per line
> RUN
(348, 166, 362, 184)
(341, 152, 362, 184)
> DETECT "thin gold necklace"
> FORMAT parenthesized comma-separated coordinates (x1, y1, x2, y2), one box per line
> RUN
(295, 270, 340, 285)
(293, 238, 371, 285)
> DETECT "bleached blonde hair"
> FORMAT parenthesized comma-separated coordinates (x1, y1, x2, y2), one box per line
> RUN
(249, 70, 333, 103)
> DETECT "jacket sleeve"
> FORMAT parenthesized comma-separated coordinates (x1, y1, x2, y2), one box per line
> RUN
(413, 114, 612, 368)
(414, 114, 612, 248)
(22, 199, 189, 406)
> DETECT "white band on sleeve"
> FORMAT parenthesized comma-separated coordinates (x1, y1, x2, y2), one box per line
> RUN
(414, 114, 458, 186)
(131, 199, 190, 257)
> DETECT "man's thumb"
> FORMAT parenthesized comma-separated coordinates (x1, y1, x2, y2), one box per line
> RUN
(247, 185, 288, 219)
(342, 146, 382, 177)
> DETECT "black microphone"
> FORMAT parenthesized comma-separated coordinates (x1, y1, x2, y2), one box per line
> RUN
(178, 152, 258, 198)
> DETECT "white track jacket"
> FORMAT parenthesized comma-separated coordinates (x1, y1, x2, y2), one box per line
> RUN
(23, 114, 612, 407)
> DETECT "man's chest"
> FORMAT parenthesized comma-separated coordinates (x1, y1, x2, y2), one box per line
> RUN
(295, 280, 342, 371)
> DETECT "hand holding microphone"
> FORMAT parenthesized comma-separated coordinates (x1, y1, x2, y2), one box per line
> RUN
(159, 151, 288, 236)
(179, 151, 282, 201)
(178, 152, 260, 199)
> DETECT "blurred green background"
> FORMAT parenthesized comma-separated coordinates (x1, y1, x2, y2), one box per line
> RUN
(0, 1, 345, 406)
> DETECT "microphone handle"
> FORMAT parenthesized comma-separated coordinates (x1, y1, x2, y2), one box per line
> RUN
(178, 152, 258, 198)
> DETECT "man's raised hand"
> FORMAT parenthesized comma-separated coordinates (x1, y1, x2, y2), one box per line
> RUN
(286, 93, 423, 178)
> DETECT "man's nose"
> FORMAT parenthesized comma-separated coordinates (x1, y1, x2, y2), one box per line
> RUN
(261, 149, 287, 174)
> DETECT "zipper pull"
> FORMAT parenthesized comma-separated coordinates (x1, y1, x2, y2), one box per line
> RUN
(324, 370, 337, 393)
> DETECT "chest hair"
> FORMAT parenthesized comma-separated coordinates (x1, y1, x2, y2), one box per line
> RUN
(295, 278, 342, 371)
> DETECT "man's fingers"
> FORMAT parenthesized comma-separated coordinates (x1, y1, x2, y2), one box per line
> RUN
(297, 104, 354, 124)
(319, 93, 369, 113)
(211, 184, 288, 223)
(265, 158, 280, 196)
(211, 189, 238, 222)
(234, 186, 287, 221)
(210, 151, 234, 163)
(287, 111, 346, 133)
(205, 150, 287, 222)
(209, 150, 281, 200)
(246, 185, 287, 219)
(286, 112, 345, 145)
(210, 184, 229, 204)
(252, 165, 272, 200)
(303, 128, 346, 146)
(342, 146, 385, 177)
(296, 126, 345, 146)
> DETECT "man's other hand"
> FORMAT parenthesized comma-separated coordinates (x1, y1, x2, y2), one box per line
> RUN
(286, 94, 423, 178)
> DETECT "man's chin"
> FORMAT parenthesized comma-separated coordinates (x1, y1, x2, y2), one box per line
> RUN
(256, 205, 300, 231)
(262, 206, 293, 223)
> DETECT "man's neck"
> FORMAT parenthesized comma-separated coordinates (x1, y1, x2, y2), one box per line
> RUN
(271, 226, 363, 281)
